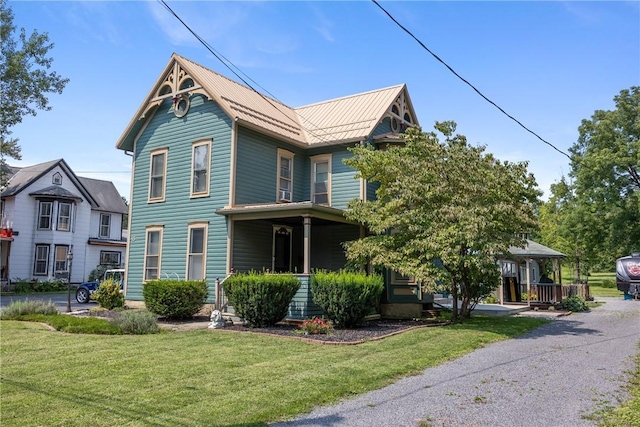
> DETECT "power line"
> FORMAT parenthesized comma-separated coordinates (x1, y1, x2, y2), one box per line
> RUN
(371, 0, 571, 160)
(157, 0, 332, 144)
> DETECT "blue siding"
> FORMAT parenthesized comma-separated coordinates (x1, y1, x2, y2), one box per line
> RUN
(307, 145, 360, 209)
(235, 127, 306, 204)
(232, 220, 272, 272)
(126, 95, 232, 301)
(372, 117, 393, 137)
(288, 275, 323, 319)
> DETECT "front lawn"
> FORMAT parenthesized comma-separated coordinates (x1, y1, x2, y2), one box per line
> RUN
(1, 316, 547, 427)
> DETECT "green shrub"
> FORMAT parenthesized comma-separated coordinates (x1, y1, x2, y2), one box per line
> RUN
(224, 272, 300, 327)
(92, 278, 124, 310)
(111, 310, 159, 334)
(9, 279, 67, 293)
(143, 280, 208, 319)
(1, 313, 121, 334)
(311, 270, 384, 328)
(0, 299, 58, 318)
(600, 279, 616, 289)
(561, 295, 589, 312)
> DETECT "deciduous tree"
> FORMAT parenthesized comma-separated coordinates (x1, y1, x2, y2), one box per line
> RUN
(344, 122, 540, 320)
(0, 0, 68, 186)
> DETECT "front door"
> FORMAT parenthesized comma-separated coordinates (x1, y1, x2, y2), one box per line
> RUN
(272, 226, 292, 273)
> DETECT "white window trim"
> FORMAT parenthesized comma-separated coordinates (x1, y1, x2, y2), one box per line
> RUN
(34, 244, 50, 276)
(310, 154, 331, 206)
(100, 250, 121, 266)
(190, 139, 211, 198)
(56, 202, 71, 232)
(37, 201, 53, 230)
(99, 213, 111, 238)
(143, 226, 164, 281)
(186, 221, 208, 280)
(276, 148, 294, 203)
(148, 148, 168, 203)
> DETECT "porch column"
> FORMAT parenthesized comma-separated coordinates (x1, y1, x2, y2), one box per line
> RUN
(526, 258, 531, 307)
(303, 215, 311, 274)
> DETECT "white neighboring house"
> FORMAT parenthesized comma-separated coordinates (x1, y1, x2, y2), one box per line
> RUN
(0, 159, 128, 286)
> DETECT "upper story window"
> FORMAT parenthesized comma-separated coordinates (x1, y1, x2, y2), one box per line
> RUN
(311, 154, 331, 205)
(277, 149, 294, 202)
(34, 244, 49, 275)
(52, 172, 62, 185)
(100, 213, 111, 238)
(149, 149, 168, 202)
(144, 226, 163, 281)
(191, 140, 211, 197)
(57, 202, 71, 232)
(38, 201, 53, 230)
(187, 222, 208, 280)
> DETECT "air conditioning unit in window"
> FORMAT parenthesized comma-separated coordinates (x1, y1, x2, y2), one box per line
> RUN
(279, 190, 291, 202)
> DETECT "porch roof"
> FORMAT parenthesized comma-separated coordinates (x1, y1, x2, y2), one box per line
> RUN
(216, 202, 359, 225)
(507, 239, 566, 259)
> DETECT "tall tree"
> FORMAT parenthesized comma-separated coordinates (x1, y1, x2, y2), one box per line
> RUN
(343, 123, 540, 320)
(0, 0, 68, 186)
(568, 86, 640, 269)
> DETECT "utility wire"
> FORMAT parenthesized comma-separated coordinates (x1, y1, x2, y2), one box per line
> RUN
(371, 0, 571, 160)
(157, 0, 332, 144)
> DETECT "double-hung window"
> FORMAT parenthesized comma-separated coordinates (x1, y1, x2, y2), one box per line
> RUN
(38, 201, 53, 230)
(54, 246, 69, 273)
(311, 155, 331, 205)
(99, 213, 111, 238)
(191, 140, 211, 197)
(144, 226, 163, 280)
(34, 245, 50, 275)
(149, 149, 167, 202)
(186, 223, 207, 280)
(57, 202, 71, 231)
(277, 149, 293, 202)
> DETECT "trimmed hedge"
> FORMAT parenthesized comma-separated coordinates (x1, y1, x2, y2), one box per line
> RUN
(92, 278, 124, 310)
(143, 280, 208, 319)
(311, 270, 384, 328)
(224, 272, 300, 327)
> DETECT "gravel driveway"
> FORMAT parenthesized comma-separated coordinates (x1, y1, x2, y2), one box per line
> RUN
(273, 297, 640, 427)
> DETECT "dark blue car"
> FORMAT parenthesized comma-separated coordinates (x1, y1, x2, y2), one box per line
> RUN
(75, 268, 125, 303)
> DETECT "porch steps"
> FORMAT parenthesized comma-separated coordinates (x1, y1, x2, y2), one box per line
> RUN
(220, 305, 242, 325)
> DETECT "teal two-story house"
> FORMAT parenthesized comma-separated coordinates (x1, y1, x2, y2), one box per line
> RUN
(116, 53, 425, 319)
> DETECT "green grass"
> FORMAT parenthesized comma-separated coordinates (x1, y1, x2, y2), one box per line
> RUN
(562, 271, 623, 298)
(0, 316, 548, 427)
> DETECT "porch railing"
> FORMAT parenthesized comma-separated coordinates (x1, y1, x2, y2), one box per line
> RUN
(214, 273, 233, 312)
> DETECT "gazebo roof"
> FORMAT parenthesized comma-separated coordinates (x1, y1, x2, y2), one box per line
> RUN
(507, 239, 566, 259)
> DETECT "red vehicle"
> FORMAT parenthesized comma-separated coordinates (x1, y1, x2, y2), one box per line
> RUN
(616, 253, 640, 298)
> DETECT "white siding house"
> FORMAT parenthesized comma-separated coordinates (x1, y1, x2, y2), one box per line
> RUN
(0, 159, 128, 286)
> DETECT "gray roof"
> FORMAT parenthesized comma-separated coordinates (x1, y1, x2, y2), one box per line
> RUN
(1, 159, 125, 213)
(508, 239, 566, 259)
(78, 177, 127, 214)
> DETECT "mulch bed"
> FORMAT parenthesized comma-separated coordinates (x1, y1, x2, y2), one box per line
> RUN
(210, 318, 450, 344)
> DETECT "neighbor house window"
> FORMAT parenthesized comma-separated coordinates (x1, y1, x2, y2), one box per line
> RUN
(144, 226, 163, 280)
(186, 223, 207, 280)
(277, 149, 293, 202)
(38, 201, 53, 230)
(57, 202, 71, 231)
(34, 244, 50, 275)
(311, 155, 331, 205)
(100, 251, 121, 266)
(54, 245, 69, 273)
(391, 271, 416, 285)
(148, 149, 168, 202)
(191, 140, 210, 197)
(99, 213, 111, 238)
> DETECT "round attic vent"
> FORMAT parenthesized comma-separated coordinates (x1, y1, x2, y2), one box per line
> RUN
(173, 93, 190, 118)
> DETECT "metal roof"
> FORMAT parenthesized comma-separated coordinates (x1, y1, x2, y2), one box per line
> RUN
(117, 53, 418, 150)
(508, 239, 566, 259)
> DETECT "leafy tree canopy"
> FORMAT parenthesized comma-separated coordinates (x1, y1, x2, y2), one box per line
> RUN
(343, 122, 541, 319)
(0, 0, 68, 185)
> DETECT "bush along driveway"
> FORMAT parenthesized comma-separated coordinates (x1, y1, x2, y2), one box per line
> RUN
(273, 297, 640, 427)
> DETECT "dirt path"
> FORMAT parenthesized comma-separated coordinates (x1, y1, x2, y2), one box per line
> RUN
(273, 297, 640, 427)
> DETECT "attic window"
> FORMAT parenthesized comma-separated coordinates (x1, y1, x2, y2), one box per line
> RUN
(173, 93, 190, 118)
(391, 104, 400, 116)
(52, 172, 62, 185)
(404, 112, 412, 124)
(159, 85, 172, 96)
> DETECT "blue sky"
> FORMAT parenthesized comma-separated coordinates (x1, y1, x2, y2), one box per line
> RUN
(9, 0, 640, 201)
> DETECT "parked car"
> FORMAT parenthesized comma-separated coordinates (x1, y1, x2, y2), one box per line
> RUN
(75, 268, 125, 303)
